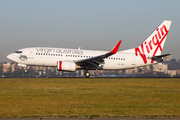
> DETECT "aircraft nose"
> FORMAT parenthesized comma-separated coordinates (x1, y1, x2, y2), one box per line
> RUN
(7, 53, 14, 61)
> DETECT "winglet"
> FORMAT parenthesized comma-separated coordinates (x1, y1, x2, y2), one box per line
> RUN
(109, 40, 122, 54)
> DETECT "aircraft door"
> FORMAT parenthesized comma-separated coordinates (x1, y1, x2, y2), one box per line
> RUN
(131, 55, 136, 65)
(29, 49, 34, 59)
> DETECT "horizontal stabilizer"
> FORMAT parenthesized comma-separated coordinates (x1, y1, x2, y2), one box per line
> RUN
(147, 54, 171, 60)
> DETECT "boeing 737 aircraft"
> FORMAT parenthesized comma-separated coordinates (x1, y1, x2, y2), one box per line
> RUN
(7, 21, 172, 77)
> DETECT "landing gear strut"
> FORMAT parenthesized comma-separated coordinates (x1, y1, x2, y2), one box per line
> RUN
(24, 66, 28, 73)
(85, 71, 90, 78)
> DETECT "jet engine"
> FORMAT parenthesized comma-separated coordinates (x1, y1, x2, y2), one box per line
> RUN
(57, 61, 80, 71)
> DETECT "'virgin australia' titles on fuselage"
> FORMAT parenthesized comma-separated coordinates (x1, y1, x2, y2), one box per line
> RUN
(36, 48, 83, 55)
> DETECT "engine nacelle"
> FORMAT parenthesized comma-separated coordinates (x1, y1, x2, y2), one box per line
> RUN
(57, 61, 77, 71)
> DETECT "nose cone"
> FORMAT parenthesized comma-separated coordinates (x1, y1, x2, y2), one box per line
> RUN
(7, 53, 14, 61)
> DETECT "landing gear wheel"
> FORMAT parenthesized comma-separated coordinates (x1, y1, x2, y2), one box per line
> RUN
(85, 72, 90, 78)
(25, 69, 28, 73)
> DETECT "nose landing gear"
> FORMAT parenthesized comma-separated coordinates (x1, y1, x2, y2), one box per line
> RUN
(24, 66, 28, 73)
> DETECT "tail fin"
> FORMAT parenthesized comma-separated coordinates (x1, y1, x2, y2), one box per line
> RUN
(135, 20, 172, 63)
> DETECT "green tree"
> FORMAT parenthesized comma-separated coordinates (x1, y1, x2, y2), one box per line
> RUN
(168, 59, 180, 70)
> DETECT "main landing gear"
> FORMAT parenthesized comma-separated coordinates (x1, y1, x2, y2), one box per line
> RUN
(85, 71, 90, 78)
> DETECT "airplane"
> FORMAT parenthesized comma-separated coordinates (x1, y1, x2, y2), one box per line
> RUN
(7, 20, 172, 77)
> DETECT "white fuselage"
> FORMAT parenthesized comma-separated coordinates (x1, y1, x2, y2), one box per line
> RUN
(7, 47, 157, 70)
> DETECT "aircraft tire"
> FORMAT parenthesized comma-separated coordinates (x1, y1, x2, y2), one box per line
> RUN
(85, 72, 90, 78)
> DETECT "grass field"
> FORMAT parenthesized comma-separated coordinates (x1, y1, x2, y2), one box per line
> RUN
(0, 78, 180, 118)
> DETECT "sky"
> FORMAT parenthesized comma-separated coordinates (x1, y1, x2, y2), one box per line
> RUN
(0, 0, 180, 62)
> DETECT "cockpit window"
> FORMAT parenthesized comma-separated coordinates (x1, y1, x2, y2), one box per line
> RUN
(15, 51, 22, 54)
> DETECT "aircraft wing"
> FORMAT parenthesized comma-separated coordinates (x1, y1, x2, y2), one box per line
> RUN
(75, 41, 122, 69)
